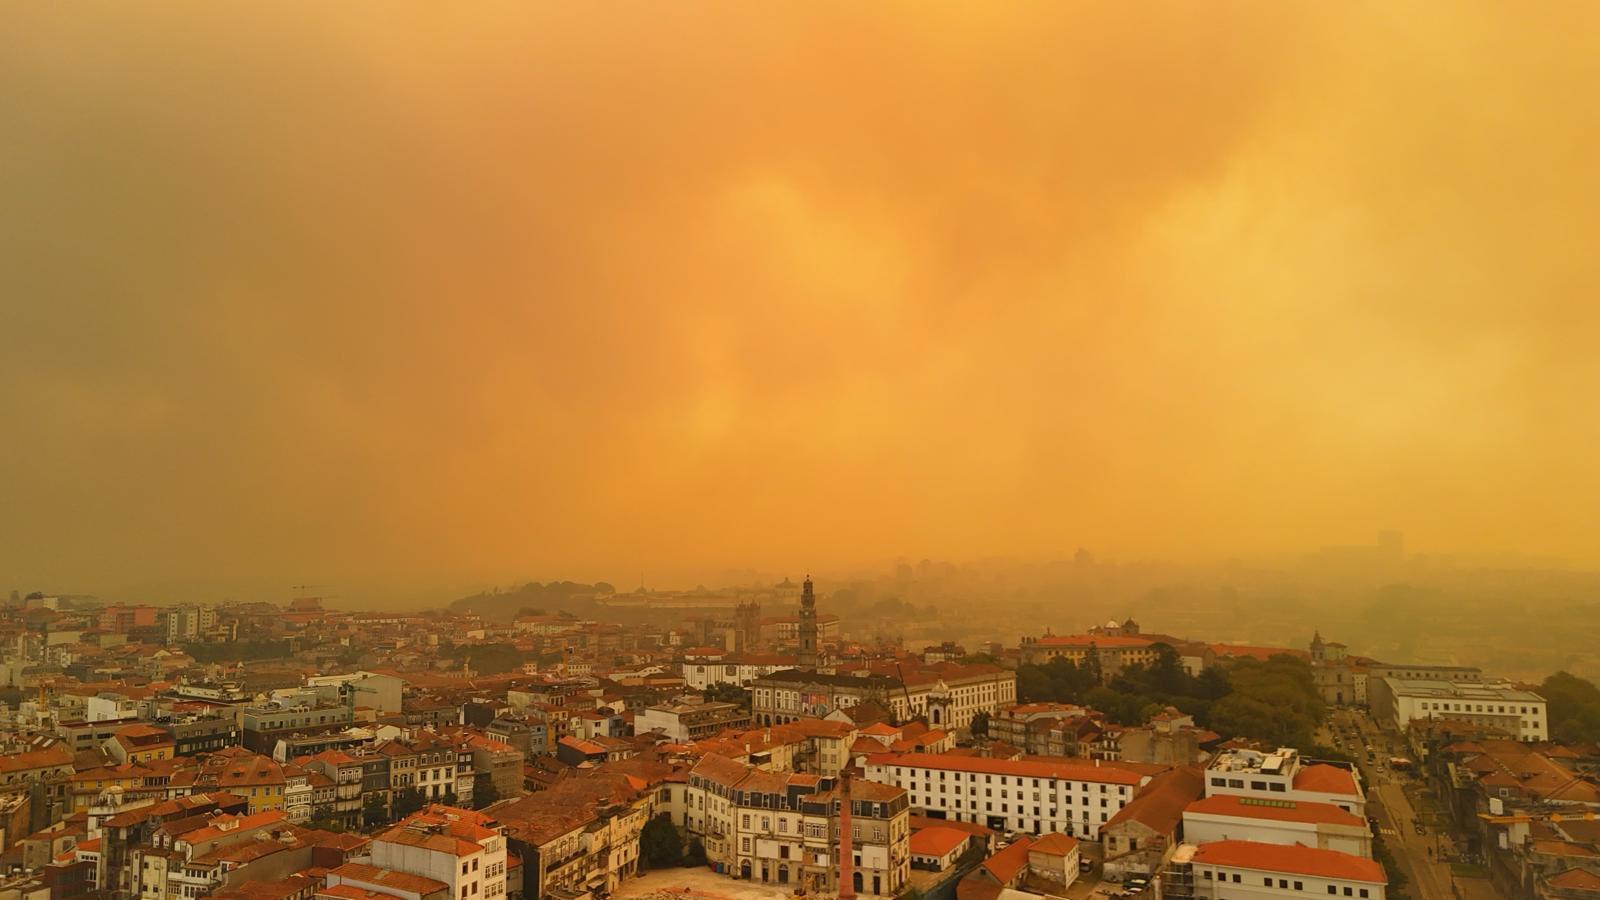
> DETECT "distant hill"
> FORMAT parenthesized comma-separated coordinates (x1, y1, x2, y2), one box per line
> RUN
(447, 581, 611, 622)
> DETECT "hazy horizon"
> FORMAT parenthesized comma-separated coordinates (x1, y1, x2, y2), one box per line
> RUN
(6, 3, 1600, 590)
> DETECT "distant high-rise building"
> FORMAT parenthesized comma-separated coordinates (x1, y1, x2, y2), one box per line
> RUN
(798, 575, 819, 669)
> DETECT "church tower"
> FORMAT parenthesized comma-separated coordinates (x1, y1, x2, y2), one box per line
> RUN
(798, 575, 819, 669)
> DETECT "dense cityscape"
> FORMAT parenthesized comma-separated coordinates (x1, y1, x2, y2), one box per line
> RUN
(1, 574, 1596, 900)
(7, 3, 1598, 900)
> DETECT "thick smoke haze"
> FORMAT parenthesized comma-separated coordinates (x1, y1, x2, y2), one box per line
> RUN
(3, 3, 1598, 593)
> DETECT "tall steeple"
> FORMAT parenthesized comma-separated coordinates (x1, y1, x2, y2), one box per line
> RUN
(798, 574, 818, 669)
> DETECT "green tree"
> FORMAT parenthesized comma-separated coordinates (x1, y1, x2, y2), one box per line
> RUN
(1540, 672, 1600, 743)
(473, 773, 501, 809)
(969, 711, 990, 738)
(443, 643, 528, 675)
(363, 792, 391, 829)
(307, 815, 347, 833)
(1372, 831, 1409, 900)
(640, 815, 684, 868)
(704, 682, 751, 710)
(392, 787, 426, 820)
(1082, 645, 1104, 685)
(685, 839, 708, 867)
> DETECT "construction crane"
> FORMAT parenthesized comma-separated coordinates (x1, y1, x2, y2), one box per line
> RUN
(343, 679, 380, 718)
(893, 663, 915, 724)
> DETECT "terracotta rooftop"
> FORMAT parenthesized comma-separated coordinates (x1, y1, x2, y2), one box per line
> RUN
(910, 826, 971, 858)
(980, 836, 1034, 883)
(1192, 840, 1386, 883)
(1105, 767, 1204, 833)
(1293, 763, 1361, 796)
(1185, 794, 1365, 827)
(329, 861, 451, 895)
(1029, 833, 1079, 857)
(1549, 868, 1600, 891)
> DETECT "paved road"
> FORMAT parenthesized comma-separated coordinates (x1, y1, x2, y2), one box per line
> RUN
(1321, 708, 1506, 900)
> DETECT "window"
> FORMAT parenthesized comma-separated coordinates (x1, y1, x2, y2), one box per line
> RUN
(1358, 892, 1368, 898)
(1295, 882, 1303, 891)
(1328, 887, 1337, 895)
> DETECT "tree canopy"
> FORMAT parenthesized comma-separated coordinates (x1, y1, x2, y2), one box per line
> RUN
(1015, 644, 1323, 745)
(1540, 671, 1600, 743)
(640, 815, 684, 868)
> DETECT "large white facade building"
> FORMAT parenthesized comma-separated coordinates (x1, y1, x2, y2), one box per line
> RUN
(1368, 678, 1546, 741)
(862, 752, 1151, 840)
(1186, 840, 1387, 900)
(1182, 795, 1371, 858)
(682, 652, 799, 691)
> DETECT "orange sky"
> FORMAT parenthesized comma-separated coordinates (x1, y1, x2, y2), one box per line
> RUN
(3, 3, 1599, 589)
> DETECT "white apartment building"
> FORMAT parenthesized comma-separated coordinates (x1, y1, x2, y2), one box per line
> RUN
(1368, 678, 1546, 741)
(1185, 840, 1387, 900)
(862, 752, 1151, 840)
(1182, 795, 1371, 858)
(372, 806, 508, 900)
(683, 652, 799, 691)
(1204, 748, 1366, 816)
(636, 700, 751, 742)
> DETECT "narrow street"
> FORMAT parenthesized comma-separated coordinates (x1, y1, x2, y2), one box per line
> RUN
(1319, 708, 1505, 900)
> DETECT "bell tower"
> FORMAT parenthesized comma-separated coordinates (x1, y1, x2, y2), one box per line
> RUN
(798, 575, 819, 669)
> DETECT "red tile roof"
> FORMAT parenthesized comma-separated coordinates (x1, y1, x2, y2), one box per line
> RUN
(909, 826, 971, 858)
(329, 861, 451, 895)
(1549, 868, 1600, 891)
(1192, 840, 1386, 883)
(1105, 767, 1204, 833)
(1029, 833, 1079, 857)
(981, 837, 1035, 883)
(1185, 794, 1365, 827)
(1293, 763, 1360, 796)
